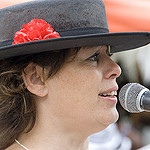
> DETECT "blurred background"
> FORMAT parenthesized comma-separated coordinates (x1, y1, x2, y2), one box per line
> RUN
(104, 0, 150, 149)
(1, 0, 150, 149)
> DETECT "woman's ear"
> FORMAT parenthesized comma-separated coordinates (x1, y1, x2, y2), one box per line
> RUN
(22, 63, 48, 97)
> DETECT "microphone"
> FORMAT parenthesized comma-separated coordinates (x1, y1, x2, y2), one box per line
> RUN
(119, 83, 150, 113)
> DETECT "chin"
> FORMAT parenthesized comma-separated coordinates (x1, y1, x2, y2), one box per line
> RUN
(108, 108, 119, 124)
(92, 109, 119, 133)
(102, 108, 119, 128)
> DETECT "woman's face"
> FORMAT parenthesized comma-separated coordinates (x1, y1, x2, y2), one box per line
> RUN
(44, 46, 121, 134)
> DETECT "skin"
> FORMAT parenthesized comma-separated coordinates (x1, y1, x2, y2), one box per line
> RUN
(7, 46, 121, 150)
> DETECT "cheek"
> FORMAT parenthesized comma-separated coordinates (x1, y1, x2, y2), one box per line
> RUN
(47, 68, 103, 116)
(60, 69, 102, 102)
(46, 67, 118, 131)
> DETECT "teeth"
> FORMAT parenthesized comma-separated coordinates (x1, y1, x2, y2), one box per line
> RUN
(99, 91, 117, 96)
(107, 91, 117, 96)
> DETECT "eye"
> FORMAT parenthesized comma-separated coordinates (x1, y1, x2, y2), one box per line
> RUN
(87, 52, 100, 62)
(106, 45, 113, 57)
(108, 53, 113, 57)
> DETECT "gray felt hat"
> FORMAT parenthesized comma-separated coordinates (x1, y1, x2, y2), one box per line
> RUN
(0, 0, 150, 60)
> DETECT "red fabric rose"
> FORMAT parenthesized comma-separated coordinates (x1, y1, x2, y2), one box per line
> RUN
(12, 19, 60, 45)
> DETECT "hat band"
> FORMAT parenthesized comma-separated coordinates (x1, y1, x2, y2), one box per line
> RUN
(0, 27, 109, 48)
(59, 27, 109, 36)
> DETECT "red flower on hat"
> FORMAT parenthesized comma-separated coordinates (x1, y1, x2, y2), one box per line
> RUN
(12, 19, 60, 45)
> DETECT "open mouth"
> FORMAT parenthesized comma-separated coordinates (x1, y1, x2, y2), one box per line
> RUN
(99, 91, 117, 98)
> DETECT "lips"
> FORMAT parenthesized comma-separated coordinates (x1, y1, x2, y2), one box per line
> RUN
(99, 86, 118, 98)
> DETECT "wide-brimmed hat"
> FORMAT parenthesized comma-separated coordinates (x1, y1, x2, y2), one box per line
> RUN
(0, 0, 150, 60)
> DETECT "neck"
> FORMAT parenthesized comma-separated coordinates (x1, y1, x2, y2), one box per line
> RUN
(18, 127, 89, 150)
(17, 113, 89, 150)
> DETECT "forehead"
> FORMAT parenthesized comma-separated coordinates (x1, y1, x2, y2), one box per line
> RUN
(78, 45, 109, 55)
(67, 45, 110, 61)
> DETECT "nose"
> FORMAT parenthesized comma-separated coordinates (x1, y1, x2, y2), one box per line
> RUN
(104, 57, 121, 79)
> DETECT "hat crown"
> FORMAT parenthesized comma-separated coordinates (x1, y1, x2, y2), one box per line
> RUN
(0, 0, 108, 43)
(0, 0, 148, 60)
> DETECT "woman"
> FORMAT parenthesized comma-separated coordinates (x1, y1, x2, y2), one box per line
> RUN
(0, 0, 149, 149)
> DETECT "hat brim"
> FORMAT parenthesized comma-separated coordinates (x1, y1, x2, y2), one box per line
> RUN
(0, 32, 150, 60)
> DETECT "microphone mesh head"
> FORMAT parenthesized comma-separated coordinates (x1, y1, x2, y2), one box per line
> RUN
(119, 83, 146, 113)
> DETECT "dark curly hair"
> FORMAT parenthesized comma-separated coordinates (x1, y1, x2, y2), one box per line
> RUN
(0, 48, 79, 149)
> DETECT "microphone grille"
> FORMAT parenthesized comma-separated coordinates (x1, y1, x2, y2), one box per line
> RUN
(119, 83, 146, 113)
